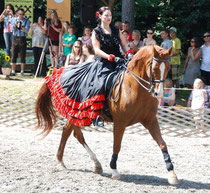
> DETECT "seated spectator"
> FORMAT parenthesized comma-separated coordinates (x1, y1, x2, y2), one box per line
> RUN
(80, 44, 95, 63)
(142, 28, 156, 46)
(29, 16, 47, 77)
(65, 40, 82, 66)
(159, 78, 176, 106)
(78, 26, 92, 45)
(182, 37, 202, 88)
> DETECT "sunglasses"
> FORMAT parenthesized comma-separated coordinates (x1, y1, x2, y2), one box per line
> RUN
(190, 40, 195, 43)
(203, 35, 210, 38)
(147, 32, 153, 35)
(74, 46, 80, 48)
(19, 13, 24, 15)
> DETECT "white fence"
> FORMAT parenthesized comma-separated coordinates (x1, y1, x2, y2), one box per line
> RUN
(0, 96, 209, 138)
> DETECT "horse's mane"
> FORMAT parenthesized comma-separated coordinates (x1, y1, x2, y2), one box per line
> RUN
(128, 46, 154, 69)
(128, 45, 169, 69)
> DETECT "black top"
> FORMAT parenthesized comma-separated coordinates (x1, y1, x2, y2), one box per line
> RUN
(94, 24, 122, 58)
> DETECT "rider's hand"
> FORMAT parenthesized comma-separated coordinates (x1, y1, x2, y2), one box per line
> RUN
(108, 54, 115, 62)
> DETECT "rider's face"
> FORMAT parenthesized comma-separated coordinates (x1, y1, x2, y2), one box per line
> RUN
(100, 10, 112, 25)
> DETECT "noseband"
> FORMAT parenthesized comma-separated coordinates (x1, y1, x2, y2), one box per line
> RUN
(125, 56, 168, 93)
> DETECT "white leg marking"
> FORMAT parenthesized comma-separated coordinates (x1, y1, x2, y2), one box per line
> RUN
(112, 169, 121, 180)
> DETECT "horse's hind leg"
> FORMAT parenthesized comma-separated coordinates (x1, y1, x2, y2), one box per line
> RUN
(57, 121, 74, 169)
(143, 117, 179, 185)
(73, 127, 103, 174)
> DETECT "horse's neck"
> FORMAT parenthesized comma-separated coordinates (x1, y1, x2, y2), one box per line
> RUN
(129, 61, 149, 81)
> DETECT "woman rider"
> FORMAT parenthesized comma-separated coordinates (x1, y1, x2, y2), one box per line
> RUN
(45, 6, 126, 127)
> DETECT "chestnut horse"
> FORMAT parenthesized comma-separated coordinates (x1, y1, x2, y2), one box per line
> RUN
(35, 45, 179, 185)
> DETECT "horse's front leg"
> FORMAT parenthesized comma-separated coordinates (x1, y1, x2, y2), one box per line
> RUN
(143, 117, 179, 185)
(110, 124, 125, 180)
(73, 127, 103, 174)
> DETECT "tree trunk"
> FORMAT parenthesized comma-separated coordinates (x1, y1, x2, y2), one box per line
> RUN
(122, 0, 135, 30)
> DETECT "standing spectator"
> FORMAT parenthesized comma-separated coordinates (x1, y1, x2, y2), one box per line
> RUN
(29, 16, 47, 77)
(122, 20, 130, 32)
(80, 44, 95, 63)
(142, 28, 156, 46)
(121, 30, 130, 53)
(0, 4, 15, 56)
(114, 21, 122, 30)
(61, 24, 76, 57)
(59, 21, 70, 55)
(200, 32, 210, 85)
(191, 78, 206, 132)
(10, 8, 30, 75)
(78, 26, 92, 45)
(43, 9, 62, 68)
(160, 29, 172, 50)
(169, 27, 181, 87)
(182, 37, 202, 88)
(65, 40, 83, 66)
(130, 29, 143, 53)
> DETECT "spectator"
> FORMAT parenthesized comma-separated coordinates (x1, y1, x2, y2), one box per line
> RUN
(200, 32, 210, 85)
(191, 78, 206, 131)
(78, 26, 92, 45)
(61, 24, 76, 57)
(43, 9, 62, 68)
(142, 28, 156, 46)
(0, 4, 15, 56)
(80, 44, 95, 63)
(159, 78, 176, 106)
(10, 8, 30, 75)
(114, 21, 122, 30)
(121, 30, 130, 53)
(182, 37, 202, 88)
(169, 27, 181, 88)
(130, 29, 143, 53)
(65, 40, 83, 66)
(59, 21, 70, 55)
(160, 29, 172, 50)
(122, 20, 130, 32)
(29, 16, 47, 77)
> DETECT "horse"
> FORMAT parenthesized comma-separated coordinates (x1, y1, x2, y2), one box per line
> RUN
(35, 45, 179, 185)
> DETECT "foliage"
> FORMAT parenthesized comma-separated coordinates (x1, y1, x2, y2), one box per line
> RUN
(0, 49, 11, 68)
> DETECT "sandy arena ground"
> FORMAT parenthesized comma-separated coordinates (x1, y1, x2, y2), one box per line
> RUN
(0, 125, 209, 193)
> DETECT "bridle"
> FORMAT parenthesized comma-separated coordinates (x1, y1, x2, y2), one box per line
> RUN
(125, 56, 169, 93)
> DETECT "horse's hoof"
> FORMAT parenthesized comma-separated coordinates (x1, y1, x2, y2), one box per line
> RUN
(112, 169, 120, 180)
(57, 161, 67, 170)
(94, 165, 103, 174)
(168, 173, 179, 185)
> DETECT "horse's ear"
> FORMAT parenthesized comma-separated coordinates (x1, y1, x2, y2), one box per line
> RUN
(168, 47, 173, 56)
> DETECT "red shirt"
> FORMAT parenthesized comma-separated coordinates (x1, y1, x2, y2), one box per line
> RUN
(49, 20, 61, 41)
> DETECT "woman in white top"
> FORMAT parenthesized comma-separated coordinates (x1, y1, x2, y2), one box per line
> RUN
(142, 28, 156, 46)
(80, 44, 95, 63)
(29, 16, 47, 76)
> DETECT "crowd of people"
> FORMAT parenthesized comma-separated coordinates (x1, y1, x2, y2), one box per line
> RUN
(0, 5, 209, 111)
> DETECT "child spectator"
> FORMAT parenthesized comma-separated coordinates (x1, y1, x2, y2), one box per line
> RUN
(160, 78, 176, 106)
(65, 40, 82, 66)
(78, 26, 92, 45)
(191, 78, 206, 131)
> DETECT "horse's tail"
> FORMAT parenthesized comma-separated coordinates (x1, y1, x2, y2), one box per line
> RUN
(35, 82, 56, 136)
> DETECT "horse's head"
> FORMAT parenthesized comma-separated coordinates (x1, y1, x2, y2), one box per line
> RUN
(147, 45, 172, 97)
(128, 45, 172, 98)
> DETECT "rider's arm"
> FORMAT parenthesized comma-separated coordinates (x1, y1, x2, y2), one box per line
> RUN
(91, 31, 109, 60)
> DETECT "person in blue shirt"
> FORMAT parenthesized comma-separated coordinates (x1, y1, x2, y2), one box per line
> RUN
(10, 8, 30, 76)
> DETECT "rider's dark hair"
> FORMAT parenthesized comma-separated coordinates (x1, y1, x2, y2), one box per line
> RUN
(97, 6, 111, 23)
